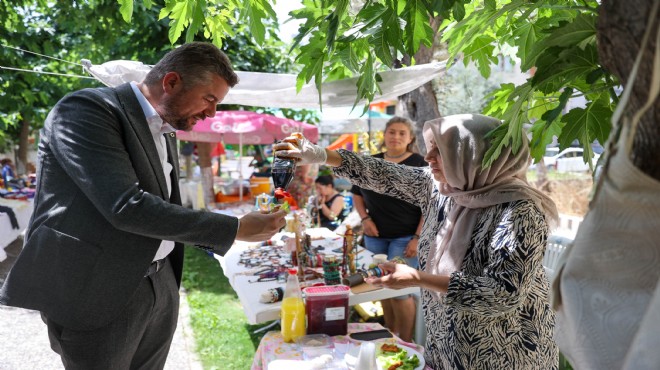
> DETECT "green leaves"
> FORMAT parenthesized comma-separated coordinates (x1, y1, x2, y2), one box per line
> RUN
(462, 35, 498, 78)
(560, 99, 612, 150)
(107, 0, 615, 169)
(117, 0, 133, 22)
(441, 0, 611, 167)
(403, 0, 434, 55)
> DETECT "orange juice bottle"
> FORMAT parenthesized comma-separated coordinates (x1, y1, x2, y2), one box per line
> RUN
(280, 269, 306, 342)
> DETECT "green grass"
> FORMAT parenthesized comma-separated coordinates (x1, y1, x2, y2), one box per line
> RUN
(182, 248, 274, 370)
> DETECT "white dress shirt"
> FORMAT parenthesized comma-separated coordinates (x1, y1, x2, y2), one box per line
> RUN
(130, 82, 176, 261)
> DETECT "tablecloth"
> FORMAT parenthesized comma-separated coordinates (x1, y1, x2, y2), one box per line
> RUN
(251, 322, 428, 370)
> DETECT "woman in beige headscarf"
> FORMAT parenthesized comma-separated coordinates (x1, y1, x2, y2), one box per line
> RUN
(274, 114, 559, 369)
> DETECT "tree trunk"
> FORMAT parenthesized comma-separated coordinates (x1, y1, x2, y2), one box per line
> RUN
(396, 16, 443, 155)
(16, 118, 30, 175)
(597, 0, 660, 180)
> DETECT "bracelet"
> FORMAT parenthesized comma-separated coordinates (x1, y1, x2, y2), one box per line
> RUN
(412, 234, 420, 239)
(361, 216, 371, 222)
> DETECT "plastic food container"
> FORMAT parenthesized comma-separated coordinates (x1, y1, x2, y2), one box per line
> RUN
(303, 285, 350, 336)
(295, 334, 333, 360)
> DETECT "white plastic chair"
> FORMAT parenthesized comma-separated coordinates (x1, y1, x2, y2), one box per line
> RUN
(543, 234, 573, 278)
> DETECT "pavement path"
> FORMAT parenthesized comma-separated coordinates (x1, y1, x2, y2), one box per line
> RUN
(0, 238, 203, 370)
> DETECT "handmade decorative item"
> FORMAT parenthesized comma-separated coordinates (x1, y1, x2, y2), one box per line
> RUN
(322, 255, 341, 285)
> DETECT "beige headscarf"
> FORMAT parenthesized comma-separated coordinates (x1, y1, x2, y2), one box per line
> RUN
(423, 114, 558, 289)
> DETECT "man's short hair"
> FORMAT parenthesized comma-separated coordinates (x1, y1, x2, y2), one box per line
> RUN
(144, 42, 239, 88)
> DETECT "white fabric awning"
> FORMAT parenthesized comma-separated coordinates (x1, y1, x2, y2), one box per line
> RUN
(81, 59, 446, 110)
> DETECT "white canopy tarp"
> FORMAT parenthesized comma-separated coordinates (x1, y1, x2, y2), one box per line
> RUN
(81, 59, 446, 110)
(318, 107, 392, 134)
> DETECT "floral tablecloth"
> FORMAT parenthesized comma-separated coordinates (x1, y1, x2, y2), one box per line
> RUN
(251, 322, 428, 370)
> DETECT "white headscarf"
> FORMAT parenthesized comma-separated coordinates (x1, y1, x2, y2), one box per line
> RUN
(423, 114, 558, 286)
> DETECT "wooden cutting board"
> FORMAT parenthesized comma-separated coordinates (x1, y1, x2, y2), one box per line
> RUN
(350, 282, 381, 294)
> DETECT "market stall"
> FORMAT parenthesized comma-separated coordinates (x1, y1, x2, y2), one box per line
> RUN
(215, 226, 424, 341)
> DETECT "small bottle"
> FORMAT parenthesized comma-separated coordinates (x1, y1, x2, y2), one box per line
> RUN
(271, 156, 297, 191)
(342, 190, 353, 218)
(280, 268, 306, 343)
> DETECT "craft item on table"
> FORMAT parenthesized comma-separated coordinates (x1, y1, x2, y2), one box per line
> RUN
(302, 268, 324, 282)
(247, 266, 289, 283)
(342, 272, 366, 287)
(367, 255, 408, 269)
(293, 213, 306, 279)
(259, 287, 285, 303)
(249, 270, 284, 283)
(340, 230, 349, 278)
(345, 225, 357, 275)
(366, 265, 387, 278)
(342, 264, 390, 287)
(272, 152, 298, 211)
(372, 254, 388, 265)
(322, 255, 342, 285)
(255, 193, 273, 212)
(297, 251, 324, 269)
(238, 241, 293, 270)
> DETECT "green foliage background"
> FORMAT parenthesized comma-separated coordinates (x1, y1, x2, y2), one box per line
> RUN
(115, 0, 613, 167)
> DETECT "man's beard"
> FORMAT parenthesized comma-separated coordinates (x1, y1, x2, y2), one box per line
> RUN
(160, 93, 197, 131)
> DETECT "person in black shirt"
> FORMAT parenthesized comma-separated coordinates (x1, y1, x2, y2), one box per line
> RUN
(351, 116, 427, 342)
(314, 174, 345, 230)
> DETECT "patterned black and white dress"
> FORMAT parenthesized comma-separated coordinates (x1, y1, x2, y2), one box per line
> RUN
(334, 150, 558, 370)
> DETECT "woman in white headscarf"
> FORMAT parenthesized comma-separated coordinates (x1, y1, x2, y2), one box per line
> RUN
(274, 114, 559, 369)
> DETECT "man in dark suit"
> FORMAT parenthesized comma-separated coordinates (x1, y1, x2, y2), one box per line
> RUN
(0, 42, 287, 369)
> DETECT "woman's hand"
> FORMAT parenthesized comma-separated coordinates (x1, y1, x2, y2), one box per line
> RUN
(365, 262, 420, 289)
(273, 133, 327, 165)
(403, 238, 418, 258)
(362, 218, 379, 237)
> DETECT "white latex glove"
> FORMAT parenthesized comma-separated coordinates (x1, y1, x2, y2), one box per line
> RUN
(273, 132, 327, 165)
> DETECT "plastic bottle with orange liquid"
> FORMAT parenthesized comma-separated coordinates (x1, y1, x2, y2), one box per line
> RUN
(280, 268, 306, 342)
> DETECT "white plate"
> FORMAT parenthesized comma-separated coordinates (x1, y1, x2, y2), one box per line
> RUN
(344, 339, 425, 370)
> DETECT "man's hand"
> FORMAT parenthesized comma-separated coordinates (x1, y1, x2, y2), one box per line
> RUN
(235, 210, 287, 242)
(273, 133, 327, 165)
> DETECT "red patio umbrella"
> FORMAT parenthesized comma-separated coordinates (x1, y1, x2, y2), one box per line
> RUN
(177, 111, 318, 201)
(176, 111, 319, 144)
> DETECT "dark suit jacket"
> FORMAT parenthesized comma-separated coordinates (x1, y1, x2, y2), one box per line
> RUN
(0, 83, 238, 330)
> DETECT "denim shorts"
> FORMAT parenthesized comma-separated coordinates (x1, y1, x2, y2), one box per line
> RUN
(363, 235, 419, 269)
(364, 235, 419, 300)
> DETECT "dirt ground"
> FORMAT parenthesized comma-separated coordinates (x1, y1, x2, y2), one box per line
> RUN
(538, 178, 593, 217)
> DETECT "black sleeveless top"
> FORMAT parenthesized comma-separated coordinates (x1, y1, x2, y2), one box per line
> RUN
(319, 193, 345, 230)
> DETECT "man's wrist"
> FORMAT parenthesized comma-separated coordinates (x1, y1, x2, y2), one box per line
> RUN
(412, 233, 420, 239)
(361, 215, 371, 222)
